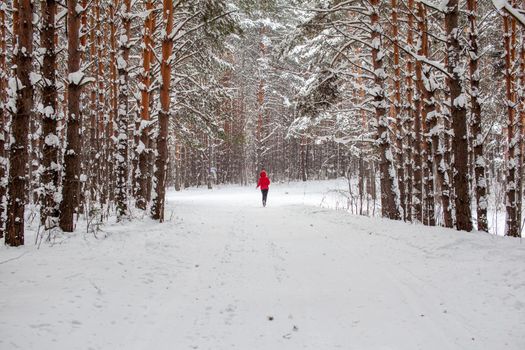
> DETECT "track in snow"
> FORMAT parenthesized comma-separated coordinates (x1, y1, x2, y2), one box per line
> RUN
(1, 181, 524, 350)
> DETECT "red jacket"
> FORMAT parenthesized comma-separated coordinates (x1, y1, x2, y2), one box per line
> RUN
(257, 171, 270, 190)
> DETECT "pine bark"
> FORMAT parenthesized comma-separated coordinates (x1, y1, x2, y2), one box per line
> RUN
(404, 0, 416, 222)
(370, 0, 401, 220)
(5, 0, 34, 246)
(467, 0, 488, 232)
(137, 0, 155, 210)
(412, 2, 425, 224)
(503, 13, 519, 237)
(445, 0, 473, 231)
(40, 0, 60, 230)
(96, 1, 107, 207)
(0, 3, 7, 238)
(107, 3, 118, 204)
(59, 0, 83, 232)
(518, 38, 525, 234)
(88, 0, 98, 203)
(151, 0, 174, 222)
(115, 0, 132, 220)
(391, 0, 406, 220)
(416, 4, 435, 226)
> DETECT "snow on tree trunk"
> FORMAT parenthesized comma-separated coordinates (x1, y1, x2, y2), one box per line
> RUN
(440, 100, 454, 228)
(59, 0, 83, 232)
(151, 0, 174, 222)
(96, 0, 107, 207)
(391, 0, 406, 221)
(445, 0, 473, 232)
(467, 0, 488, 232)
(0, 2, 7, 238)
(412, 2, 425, 224)
(416, 4, 435, 226)
(107, 2, 118, 205)
(40, 0, 60, 230)
(88, 0, 98, 204)
(404, 0, 417, 223)
(503, 12, 519, 237)
(5, 0, 33, 246)
(518, 37, 525, 235)
(115, 0, 132, 220)
(136, 0, 155, 211)
(256, 26, 267, 175)
(369, 0, 401, 221)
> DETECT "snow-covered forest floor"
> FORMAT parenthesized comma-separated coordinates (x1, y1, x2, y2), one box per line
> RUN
(1, 180, 524, 350)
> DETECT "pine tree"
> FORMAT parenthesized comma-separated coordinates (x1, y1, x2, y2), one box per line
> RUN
(0, 2, 7, 238)
(115, 0, 132, 220)
(40, 0, 60, 230)
(60, 0, 84, 232)
(370, 0, 401, 220)
(151, 0, 174, 222)
(136, 0, 155, 211)
(445, 0, 473, 232)
(5, 0, 34, 246)
(467, 0, 488, 232)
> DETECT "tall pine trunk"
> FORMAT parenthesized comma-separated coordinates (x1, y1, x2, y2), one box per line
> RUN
(115, 0, 132, 220)
(96, 1, 107, 207)
(0, 3, 7, 238)
(5, 0, 34, 246)
(59, 0, 83, 232)
(370, 0, 401, 220)
(391, 0, 406, 220)
(151, 0, 174, 222)
(40, 0, 60, 230)
(503, 13, 519, 237)
(404, 0, 417, 222)
(413, 2, 426, 224)
(88, 1, 98, 203)
(416, 4, 436, 226)
(445, 0, 473, 231)
(137, 0, 155, 211)
(467, 0, 488, 232)
(518, 39, 525, 234)
(107, 3, 118, 205)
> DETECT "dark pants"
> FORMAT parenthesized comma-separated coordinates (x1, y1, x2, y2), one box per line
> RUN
(261, 189, 268, 204)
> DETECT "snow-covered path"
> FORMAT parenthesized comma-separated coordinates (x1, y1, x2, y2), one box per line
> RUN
(1, 181, 525, 350)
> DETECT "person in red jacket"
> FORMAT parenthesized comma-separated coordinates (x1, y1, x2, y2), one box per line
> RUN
(256, 168, 271, 207)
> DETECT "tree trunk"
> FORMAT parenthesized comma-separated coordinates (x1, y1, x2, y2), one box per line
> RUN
(40, 0, 60, 230)
(404, 0, 416, 222)
(137, 0, 155, 210)
(467, 0, 488, 232)
(416, 4, 435, 226)
(503, 13, 519, 237)
(412, 2, 425, 224)
(445, 0, 473, 232)
(88, 0, 98, 203)
(59, 0, 83, 232)
(370, 0, 400, 220)
(518, 39, 525, 235)
(96, 1, 107, 207)
(151, 0, 174, 222)
(107, 2, 118, 204)
(115, 0, 132, 220)
(5, 0, 34, 246)
(391, 0, 406, 220)
(0, 3, 7, 238)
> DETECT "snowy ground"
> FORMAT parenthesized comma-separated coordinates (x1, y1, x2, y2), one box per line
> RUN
(1, 180, 524, 350)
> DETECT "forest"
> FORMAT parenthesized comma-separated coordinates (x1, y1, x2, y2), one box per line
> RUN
(2, 1, 525, 349)
(1, 0, 525, 248)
